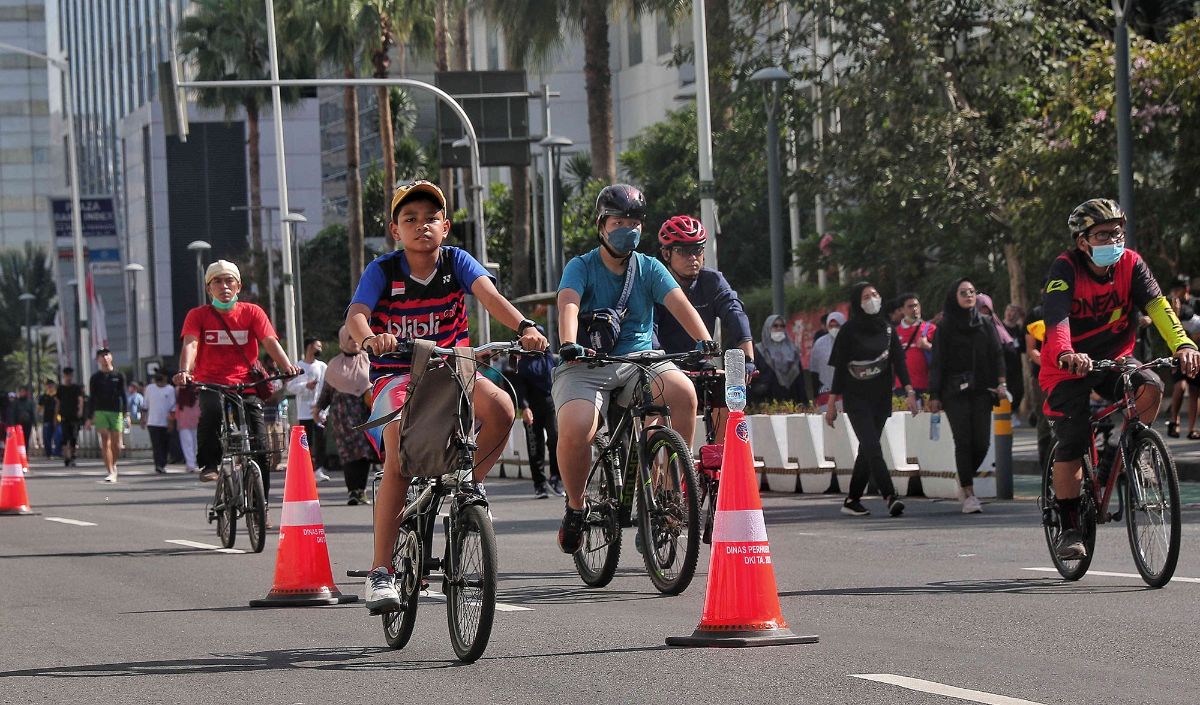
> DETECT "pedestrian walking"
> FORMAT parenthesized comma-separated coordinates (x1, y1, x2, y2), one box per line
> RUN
(175, 384, 200, 473)
(510, 324, 562, 498)
(928, 280, 1007, 514)
(314, 326, 375, 505)
(809, 311, 845, 407)
(126, 382, 145, 427)
(57, 367, 85, 467)
(893, 292, 935, 399)
(288, 337, 329, 482)
(751, 314, 809, 405)
(87, 348, 127, 483)
(825, 282, 918, 517)
(12, 386, 35, 455)
(38, 380, 60, 457)
(143, 372, 176, 474)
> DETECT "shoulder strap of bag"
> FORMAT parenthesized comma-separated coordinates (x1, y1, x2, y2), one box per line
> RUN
(615, 255, 638, 319)
(209, 305, 258, 371)
(407, 338, 436, 394)
(903, 322, 923, 351)
(453, 346, 477, 430)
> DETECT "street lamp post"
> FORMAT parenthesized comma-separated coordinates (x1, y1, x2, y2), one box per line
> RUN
(19, 293, 35, 389)
(0, 41, 90, 380)
(124, 263, 145, 376)
(186, 241, 211, 305)
(539, 135, 573, 349)
(282, 212, 307, 345)
(750, 66, 792, 318)
(1114, 0, 1137, 249)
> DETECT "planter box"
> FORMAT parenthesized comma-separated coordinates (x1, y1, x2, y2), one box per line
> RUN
(904, 410, 998, 499)
(787, 413, 835, 493)
(492, 423, 528, 478)
(882, 411, 919, 496)
(749, 414, 799, 492)
(823, 412, 859, 492)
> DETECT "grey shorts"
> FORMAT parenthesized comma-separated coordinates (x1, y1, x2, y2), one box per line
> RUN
(551, 355, 682, 417)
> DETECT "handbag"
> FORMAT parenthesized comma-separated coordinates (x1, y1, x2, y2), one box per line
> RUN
(209, 306, 275, 400)
(397, 339, 477, 479)
(578, 256, 638, 354)
(846, 326, 892, 381)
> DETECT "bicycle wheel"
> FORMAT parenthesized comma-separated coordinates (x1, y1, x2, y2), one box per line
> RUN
(446, 504, 496, 663)
(243, 460, 267, 554)
(383, 521, 422, 649)
(1039, 443, 1095, 581)
(1124, 428, 1181, 588)
(695, 470, 719, 545)
(638, 428, 701, 595)
(215, 468, 237, 549)
(573, 444, 622, 587)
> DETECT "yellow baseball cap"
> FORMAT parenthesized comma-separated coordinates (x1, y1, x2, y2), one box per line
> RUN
(390, 179, 446, 219)
(205, 259, 241, 284)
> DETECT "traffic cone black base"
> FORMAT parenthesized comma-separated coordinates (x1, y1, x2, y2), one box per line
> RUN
(667, 627, 818, 648)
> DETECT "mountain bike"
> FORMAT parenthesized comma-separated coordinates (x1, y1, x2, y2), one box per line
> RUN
(574, 349, 709, 595)
(1039, 357, 1182, 588)
(353, 340, 533, 663)
(191, 374, 292, 553)
(683, 364, 724, 545)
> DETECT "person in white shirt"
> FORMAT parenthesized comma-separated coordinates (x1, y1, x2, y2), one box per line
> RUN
(143, 373, 177, 474)
(288, 337, 329, 481)
(809, 311, 846, 405)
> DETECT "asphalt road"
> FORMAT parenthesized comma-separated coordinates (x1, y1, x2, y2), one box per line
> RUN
(3, 456, 1199, 704)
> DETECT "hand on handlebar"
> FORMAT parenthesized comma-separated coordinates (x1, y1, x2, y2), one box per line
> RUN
(1175, 346, 1200, 378)
(173, 371, 192, 386)
(559, 342, 585, 362)
(363, 332, 401, 355)
(518, 326, 549, 353)
(1058, 352, 1093, 376)
(695, 339, 720, 357)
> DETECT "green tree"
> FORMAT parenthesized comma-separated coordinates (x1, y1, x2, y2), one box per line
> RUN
(177, 0, 315, 271)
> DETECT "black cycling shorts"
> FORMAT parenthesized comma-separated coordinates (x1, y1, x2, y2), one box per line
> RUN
(1044, 360, 1163, 462)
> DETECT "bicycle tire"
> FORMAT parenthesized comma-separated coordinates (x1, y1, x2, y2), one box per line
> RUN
(216, 468, 237, 549)
(638, 428, 701, 595)
(573, 444, 622, 587)
(696, 471, 718, 545)
(1040, 442, 1096, 581)
(243, 460, 267, 554)
(1124, 428, 1181, 588)
(383, 521, 422, 649)
(446, 504, 496, 663)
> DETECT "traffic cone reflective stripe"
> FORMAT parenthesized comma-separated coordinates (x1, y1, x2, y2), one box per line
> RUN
(15, 425, 28, 473)
(249, 426, 357, 607)
(1, 427, 37, 516)
(667, 410, 816, 647)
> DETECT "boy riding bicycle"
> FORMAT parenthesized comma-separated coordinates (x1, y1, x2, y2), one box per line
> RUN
(653, 214, 755, 443)
(1040, 198, 1200, 560)
(553, 184, 717, 554)
(345, 179, 547, 613)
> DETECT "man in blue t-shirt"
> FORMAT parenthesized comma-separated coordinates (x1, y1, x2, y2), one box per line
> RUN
(552, 183, 716, 554)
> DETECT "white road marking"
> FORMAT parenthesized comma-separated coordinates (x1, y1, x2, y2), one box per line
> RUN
(44, 516, 97, 527)
(165, 539, 246, 554)
(850, 674, 1047, 705)
(1024, 567, 1200, 584)
(422, 588, 533, 612)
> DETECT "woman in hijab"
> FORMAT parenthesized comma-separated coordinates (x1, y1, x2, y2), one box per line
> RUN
(314, 326, 376, 505)
(928, 279, 1006, 514)
(826, 282, 919, 517)
(751, 314, 809, 405)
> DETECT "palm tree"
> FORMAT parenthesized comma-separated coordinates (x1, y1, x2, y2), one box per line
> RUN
(314, 0, 368, 290)
(359, 1, 436, 249)
(177, 0, 313, 270)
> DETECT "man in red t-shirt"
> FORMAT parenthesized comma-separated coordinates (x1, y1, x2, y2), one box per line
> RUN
(894, 292, 936, 397)
(173, 260, 300, 500)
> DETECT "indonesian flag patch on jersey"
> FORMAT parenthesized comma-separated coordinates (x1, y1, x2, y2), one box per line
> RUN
(391, 281, 406, 297)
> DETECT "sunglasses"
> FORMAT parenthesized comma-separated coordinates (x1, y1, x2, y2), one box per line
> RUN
(671, 244, 705, 258)
(958, 288, 977, 297)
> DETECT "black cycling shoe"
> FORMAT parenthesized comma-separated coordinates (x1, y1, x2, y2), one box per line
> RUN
(456, 481, 488, 508)
(557, 504, 587, 554)
(1055, 529, 1087, 560)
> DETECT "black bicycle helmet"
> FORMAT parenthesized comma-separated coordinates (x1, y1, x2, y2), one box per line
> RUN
(1068, 198, 1125, 238)
(594, 183, 647, 226)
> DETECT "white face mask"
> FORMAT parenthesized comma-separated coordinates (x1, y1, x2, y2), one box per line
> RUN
(828, 327, 840, 339)
(770, 330, 787, 343)
(862, 296, 883, 315)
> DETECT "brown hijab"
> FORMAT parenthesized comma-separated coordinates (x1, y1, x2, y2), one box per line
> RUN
(324, 326, 371, 396)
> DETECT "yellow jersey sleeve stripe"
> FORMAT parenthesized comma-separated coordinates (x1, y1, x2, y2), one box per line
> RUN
(1145, 296, 1194, 353)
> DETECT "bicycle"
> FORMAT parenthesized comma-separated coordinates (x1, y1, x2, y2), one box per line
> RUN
(1039, 357, 1182, 588)
(573, 348, 709, 595)
(190, 374, 292, 554)
(354, 340, 533, 663)
(683, 364, 724, 545)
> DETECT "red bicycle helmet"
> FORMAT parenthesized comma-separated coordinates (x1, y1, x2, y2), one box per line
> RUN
(658, 214, 707, 246)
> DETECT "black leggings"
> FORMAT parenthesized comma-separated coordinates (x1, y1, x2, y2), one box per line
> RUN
(942, 390, 993, 488)
(845, 407, 896, 501)
(198, 389, 270, 495)
(343, 457, 370, 493)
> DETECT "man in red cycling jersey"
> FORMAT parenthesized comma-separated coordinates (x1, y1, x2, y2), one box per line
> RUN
(653, 214, 754, 443)
(1040, 198, 1200, 560)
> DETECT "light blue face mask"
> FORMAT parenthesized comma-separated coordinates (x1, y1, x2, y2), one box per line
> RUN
(605, 226, 641, 256)
(211, 295, 238, 311)
(1089, 242, 1124, 268)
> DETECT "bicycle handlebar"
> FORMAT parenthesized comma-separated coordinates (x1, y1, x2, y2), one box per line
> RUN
(185, 372, 298, 393)
(580, 348, 712, 367)
(376, 340, 541, 360)
(1091, 357, 1177, 373)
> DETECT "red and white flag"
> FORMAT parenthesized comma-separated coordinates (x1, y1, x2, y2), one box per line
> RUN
(86, 272, 108, 354)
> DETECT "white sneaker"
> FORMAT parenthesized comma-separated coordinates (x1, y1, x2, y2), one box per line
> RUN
(102, 472, 117, 484)
(364, 566, 400, 614)
(962, 495, 983, 514)
(314, 468, 331, 483)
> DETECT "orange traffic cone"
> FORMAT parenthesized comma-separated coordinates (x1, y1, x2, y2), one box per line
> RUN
(1, 426, 38, 516)
(667, 410, 817, 647)
(249, 426, 357, 607)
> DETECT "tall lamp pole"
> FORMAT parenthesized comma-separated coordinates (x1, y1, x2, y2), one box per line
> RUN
(1114, 0, 1136, 249)
(124, 263, 145, 376)
(0, 41, 89, 380)
(690, 0, 718, 268)
(187, 241, 211, 305)
(539, 135, 572, 349)
(750, 67, 792, 318)
(19, 293, 36, 389)
(282, 212, 307, 345)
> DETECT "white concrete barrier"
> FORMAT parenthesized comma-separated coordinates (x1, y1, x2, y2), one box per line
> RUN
(786, 413, 835, 493)
(749, 414, 799, 492)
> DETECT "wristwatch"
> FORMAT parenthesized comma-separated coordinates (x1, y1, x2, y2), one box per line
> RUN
(517, 318, 537, 334)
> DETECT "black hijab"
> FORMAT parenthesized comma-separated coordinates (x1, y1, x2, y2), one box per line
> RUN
(846, 281, 889, 333)
(942, 277, 984, 332)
